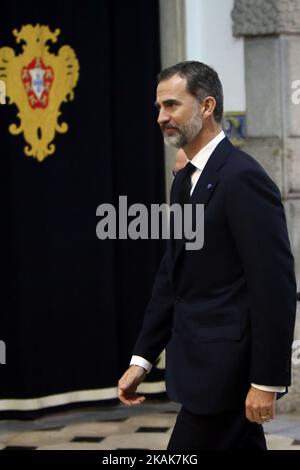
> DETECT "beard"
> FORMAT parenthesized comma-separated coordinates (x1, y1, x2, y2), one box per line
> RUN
(162, 109, 203, 149)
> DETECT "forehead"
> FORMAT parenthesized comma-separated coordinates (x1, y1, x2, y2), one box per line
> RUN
(156, 74, 190, 101)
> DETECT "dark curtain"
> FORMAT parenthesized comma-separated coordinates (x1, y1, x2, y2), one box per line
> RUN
(0, 0, 165, 417)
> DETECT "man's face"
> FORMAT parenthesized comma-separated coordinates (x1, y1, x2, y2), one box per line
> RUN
(155, 74, 203, 148)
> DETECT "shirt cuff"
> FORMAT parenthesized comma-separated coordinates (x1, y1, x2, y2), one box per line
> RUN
(251, 383, 286, 393)
(130, 355, 153, 374)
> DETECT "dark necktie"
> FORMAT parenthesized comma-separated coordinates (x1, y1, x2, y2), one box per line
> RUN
(170, 161, 196, 248)
(178, 161, 196, 205)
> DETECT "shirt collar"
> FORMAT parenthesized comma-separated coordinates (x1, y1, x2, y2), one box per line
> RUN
(190, 130, 226, 172)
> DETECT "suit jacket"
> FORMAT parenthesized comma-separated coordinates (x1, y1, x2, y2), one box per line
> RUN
(133, 137, 297, 415)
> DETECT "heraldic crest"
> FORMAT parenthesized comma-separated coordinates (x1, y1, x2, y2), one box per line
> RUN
(0, 25, 79, 161)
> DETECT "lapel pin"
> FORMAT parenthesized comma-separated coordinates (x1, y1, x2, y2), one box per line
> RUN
(207, 183, 213, 190)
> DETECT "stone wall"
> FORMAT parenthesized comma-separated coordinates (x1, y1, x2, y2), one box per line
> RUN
(232, 0, 300, 411)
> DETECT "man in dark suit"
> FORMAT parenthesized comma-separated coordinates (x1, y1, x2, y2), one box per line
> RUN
(118, 61, 297, 450)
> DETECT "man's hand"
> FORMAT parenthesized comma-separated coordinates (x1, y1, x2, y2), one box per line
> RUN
(245, 386, 276, 424)
(118, 365, 147, 406)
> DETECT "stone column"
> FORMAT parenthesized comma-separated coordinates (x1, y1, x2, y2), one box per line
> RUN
(148, 1, 186, 375)
(159, 0, 186, 202)
(232, 0, 300, 412)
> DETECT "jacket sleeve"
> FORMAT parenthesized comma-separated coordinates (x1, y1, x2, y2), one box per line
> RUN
(226, 165, 297, 386)
(132, 251, 174, 364)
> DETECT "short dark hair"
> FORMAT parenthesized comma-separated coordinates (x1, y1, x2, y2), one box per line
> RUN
(158, 61, 223, 123)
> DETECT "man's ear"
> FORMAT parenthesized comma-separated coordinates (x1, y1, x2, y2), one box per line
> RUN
(202, 96, 216, 119)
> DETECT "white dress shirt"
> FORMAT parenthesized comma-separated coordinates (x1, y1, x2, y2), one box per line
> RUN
(130, 130, 285, 393)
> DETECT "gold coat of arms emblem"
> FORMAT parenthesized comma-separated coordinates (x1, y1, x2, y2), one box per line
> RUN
(0, 24, 79, 162)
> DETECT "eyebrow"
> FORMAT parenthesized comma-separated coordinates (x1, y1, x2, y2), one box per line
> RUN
(154, 99, 182, 109)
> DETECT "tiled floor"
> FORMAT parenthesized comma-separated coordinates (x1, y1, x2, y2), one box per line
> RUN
(0, 400, 299, 450)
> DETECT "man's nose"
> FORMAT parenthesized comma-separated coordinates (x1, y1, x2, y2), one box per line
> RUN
(157, 109, 170, 126)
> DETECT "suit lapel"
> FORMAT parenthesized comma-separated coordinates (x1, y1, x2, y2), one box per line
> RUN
(170, 137, 234, 271)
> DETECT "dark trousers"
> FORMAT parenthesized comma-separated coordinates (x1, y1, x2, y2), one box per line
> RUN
(167, 407, 267, 450)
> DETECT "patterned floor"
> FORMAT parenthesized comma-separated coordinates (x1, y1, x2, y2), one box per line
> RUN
(0, 401, 300, 450)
